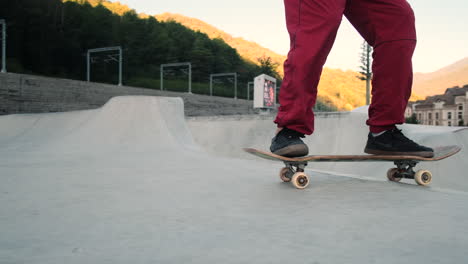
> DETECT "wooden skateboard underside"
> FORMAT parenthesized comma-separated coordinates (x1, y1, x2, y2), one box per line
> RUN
(243, 145, 461, 189)
(243, 145, 461, 163)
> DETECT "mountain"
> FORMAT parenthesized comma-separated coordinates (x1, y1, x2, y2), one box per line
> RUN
(413, 57, 468, 98)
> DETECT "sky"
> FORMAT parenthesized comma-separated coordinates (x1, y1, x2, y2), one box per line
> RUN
(111, 0, 467, 73)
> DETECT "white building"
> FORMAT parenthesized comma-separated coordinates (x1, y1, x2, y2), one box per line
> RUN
(411, 85, 468, 127)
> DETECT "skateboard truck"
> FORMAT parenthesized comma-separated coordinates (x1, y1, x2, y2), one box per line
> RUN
(394, 160, 418, 179)
(283, 161, 307, 173)
(279, 161, 309, 189)
(388, 160, 432, 185)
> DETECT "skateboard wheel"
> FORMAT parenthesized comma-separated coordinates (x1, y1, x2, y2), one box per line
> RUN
(291, 172, 309, 189)
(279, 167, 292, 182)
(414, 170, 432, 186)
(387, 168, 402, 182)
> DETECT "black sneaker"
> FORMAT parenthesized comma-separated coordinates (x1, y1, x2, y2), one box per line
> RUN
(270, 128, 309, 157)
(364, 128, 434, 157)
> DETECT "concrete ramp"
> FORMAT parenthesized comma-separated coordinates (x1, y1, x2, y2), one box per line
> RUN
(0, 96, 199, 156)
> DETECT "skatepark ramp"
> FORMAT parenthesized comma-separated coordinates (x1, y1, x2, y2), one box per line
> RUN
(0, 96, 199, 156)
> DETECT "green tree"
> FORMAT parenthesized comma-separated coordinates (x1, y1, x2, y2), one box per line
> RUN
(405, 114, 419, 124)
(189, 34, 214, 80)
(257, 56, 280, 80)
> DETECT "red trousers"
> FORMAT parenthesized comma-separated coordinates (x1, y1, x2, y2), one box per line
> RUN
(274, 0, 417, 134)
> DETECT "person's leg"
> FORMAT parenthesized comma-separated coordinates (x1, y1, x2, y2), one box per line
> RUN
(345, 0, 433, 157)
(271, 0, 345, 157)
(345, 0, 416, 132)
(274, 0, 346, 135)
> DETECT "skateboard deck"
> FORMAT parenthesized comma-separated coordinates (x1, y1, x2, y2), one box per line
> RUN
(244, 145, 461, 189)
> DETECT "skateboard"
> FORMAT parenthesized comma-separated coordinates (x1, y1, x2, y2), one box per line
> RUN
(244, 145, 461, 189)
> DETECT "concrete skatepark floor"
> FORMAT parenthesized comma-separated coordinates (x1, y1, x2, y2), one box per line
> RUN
(1, 96, 467, 263)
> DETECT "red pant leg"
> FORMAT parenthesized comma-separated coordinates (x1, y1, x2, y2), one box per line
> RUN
(274, 0, 346, 135)
(344, 0, 417, 133)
